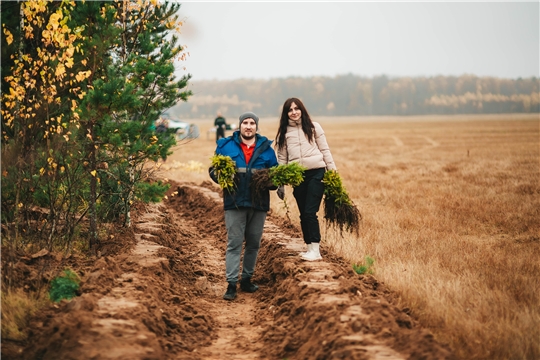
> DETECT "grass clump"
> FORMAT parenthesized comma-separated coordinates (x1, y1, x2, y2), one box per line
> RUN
(323, 170, 362, 236)
(49, 269, 80, 303)
(211, 154, 237, 192)
(1, 288, 49, 341)
(352, 256, 375, 275)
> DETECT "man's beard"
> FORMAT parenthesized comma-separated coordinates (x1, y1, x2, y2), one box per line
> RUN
(241, 133, 255, 141)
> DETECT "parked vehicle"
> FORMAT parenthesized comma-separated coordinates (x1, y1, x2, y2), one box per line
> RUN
(168, 119, 200, 140)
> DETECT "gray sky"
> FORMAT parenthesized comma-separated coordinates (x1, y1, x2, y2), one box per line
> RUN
(175, 1, 539, 81)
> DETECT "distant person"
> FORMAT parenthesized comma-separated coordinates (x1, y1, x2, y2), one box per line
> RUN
(209, 112, 279, 301)
(274, 97, 337, 261)
(155, 118, 168, 134)
(214, 112, 227, 142)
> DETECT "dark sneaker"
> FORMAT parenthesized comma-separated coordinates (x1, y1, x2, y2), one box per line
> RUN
(240, 277, 259, 293)
(223, 283, 237, 301)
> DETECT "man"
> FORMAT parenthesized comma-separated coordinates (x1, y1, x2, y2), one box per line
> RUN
(155, 118, 168, 134)
(209, 112, 279, 301)
(214, 112, 227, 142)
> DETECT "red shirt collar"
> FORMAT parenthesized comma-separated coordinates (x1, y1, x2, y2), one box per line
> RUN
(240, 141, 255, 164)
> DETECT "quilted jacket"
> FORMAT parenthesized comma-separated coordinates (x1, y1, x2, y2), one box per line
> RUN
(209, 131, 278, 211)
(277, 119, 337, 171)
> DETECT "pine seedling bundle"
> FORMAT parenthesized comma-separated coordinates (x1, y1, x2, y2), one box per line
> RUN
(322, 170, 362, 235)
(251, 162, 307, 203)
(211, 154, 237, 192)
(251, 162, 307, 193)
(268, 162, 308, 187)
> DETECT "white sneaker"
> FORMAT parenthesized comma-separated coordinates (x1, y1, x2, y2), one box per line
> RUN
(300, 243, 312, 256)
(301, 242, 322, 261)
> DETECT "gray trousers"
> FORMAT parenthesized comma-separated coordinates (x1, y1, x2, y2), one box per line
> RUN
(224, 208, 267, 284)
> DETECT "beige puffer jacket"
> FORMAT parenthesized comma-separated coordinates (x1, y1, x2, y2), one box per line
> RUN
(277, 119, 337, 171)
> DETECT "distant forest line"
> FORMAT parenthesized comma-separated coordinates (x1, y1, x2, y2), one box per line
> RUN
(169, 74, 540, 119)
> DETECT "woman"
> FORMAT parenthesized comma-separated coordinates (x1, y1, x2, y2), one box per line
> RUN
(275, 98, 337, 261)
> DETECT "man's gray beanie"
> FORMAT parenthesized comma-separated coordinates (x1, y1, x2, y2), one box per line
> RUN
(239, 112, 259, 129)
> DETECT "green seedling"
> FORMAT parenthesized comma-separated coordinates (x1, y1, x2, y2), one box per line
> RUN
(352, 255, 375, 275)
(49, 269, 80, 302)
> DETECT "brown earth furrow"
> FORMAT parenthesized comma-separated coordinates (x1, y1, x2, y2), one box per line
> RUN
(5, 181, 455, 360)
(170, 182, 454, 360)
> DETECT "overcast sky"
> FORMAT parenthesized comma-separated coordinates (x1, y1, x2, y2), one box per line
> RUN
(175, 1, 539, 81)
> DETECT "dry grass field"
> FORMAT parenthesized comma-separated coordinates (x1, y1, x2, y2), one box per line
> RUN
(164, 113, 539, 360)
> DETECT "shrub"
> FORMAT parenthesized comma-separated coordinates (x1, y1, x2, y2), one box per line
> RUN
(49, 269, 80, 303)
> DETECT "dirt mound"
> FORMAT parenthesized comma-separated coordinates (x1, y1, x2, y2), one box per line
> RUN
(2, 181, 455, 360)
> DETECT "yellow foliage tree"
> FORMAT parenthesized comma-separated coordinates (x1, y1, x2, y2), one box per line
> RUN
(1, 1, 89, 247)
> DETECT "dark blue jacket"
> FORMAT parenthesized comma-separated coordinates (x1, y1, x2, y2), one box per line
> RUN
(209, 131, 278, 211)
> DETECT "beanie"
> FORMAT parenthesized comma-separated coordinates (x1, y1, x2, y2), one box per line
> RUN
(239, 112, 259, 130)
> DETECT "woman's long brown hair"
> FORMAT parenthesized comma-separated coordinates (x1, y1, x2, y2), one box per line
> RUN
(275, 97, 315, 151)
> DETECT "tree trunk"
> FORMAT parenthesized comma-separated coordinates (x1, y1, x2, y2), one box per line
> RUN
(88, 121, 99, 252)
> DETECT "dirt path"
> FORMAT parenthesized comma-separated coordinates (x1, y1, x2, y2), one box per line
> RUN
(175, 186, 265, 359)
(3, 181, 455, 360)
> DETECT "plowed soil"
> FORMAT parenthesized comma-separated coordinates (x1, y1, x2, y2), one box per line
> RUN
(2, 180, 456, 360)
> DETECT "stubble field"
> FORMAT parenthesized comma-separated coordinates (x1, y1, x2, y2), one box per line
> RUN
(164, 113, 539, 360)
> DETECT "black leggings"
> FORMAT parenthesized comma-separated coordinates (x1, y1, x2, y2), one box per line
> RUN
(293, 168, 325, 244)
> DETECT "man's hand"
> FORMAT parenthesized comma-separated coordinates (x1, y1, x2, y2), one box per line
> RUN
(277, 186, 285, 200)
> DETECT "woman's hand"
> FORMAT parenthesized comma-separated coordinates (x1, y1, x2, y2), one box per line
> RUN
(277, 186, 285, 200)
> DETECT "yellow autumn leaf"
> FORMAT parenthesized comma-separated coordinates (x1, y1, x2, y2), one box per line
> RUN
(55, 63, 66, 77)
(90, 170, 97, 177)
(75, 70, 91, 82)
(65, 57, 74, 68)
(39, 167, 45, 175)
(49, 12, 62, 30)
(3, 28, 13, 45)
